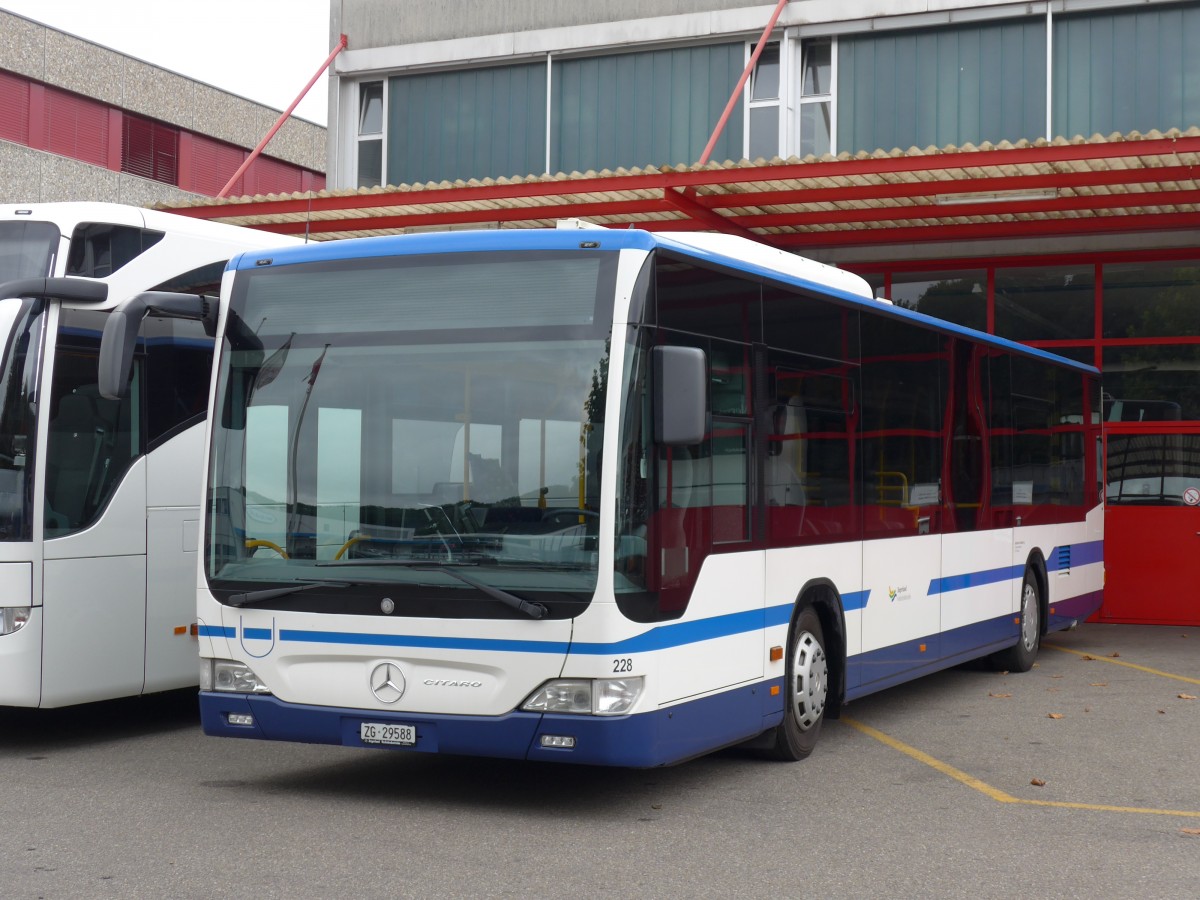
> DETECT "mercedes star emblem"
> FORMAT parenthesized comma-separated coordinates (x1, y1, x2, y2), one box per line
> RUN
(370, 662, 406, 703)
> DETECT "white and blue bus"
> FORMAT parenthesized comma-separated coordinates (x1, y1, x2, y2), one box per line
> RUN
(101, 224, 1103, 765)
(0, 202, 297, 707)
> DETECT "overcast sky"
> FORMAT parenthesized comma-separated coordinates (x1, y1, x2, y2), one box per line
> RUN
(0, 0, 332, 125)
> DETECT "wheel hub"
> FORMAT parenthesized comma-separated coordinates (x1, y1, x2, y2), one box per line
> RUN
(792, 630, 828, 731)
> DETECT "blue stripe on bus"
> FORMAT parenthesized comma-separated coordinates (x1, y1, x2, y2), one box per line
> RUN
(207, 591, 871, 654)
(929, 565, 1024, 596)
(930, 542, 1104, 596)
(278, 605, 794, 656)
(279, 629, 571, 654)
(247, 594, 869, 655)
(842, 590, 870, 611)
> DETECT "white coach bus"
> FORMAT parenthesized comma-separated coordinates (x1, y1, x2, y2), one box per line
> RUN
(100, 224, 1103, 765)
(0, 202, 297, 707)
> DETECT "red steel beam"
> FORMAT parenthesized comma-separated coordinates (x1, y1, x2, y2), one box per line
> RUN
(660, 188, 763, 241)
(721, 188, 1200, 229)
(238, 181, 1199, 238)
(175, 133, 1200, 222)
(700, 164, 1200, 208)
(762, 211, 1200, 248)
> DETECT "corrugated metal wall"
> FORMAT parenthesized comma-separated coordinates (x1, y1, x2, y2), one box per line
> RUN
(387, 63, 547, 184)
(838, 19, 1046, 153)
(551, 43, 743, 173)
(1053, 4, 1200, 140)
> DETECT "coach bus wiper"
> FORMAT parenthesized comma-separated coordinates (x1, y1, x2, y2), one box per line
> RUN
(316, 559, 549, 619)
(226, 580, 351, 608)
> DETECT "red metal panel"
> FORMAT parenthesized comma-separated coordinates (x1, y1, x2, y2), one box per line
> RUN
(42, 86, 109, 167)
(1103, 503, 1200, 625)
(243, 154, 304, 196)
(187, 134, 247, 197)
(0, 69, 30, 144)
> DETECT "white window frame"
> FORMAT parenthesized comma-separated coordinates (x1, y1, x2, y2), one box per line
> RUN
(792, 34, 836, 159)
(744, 33, 838, 162)
(355, 79, 388, 188)
(744, 39, 785, 162)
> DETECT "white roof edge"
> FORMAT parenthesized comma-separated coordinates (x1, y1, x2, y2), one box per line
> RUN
(653, 231, 881, 302)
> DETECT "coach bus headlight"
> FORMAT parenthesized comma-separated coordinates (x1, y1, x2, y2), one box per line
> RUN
(0, 606, 30, 635)
(522, 677, 643, 716)
(200, 659, 272, 694)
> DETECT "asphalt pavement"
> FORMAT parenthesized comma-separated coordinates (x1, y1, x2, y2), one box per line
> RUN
(0, 622, 1196, 899)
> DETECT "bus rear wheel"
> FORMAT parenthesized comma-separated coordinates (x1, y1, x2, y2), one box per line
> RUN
(769, 605, 828, 761)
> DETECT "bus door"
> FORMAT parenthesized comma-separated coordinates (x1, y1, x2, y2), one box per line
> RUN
(858, 322, 944, 686)
(41, 314, 148, 706)
(1103, 422, 1200, 625)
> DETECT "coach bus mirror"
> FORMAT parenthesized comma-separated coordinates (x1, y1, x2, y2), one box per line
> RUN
(653, 345, 707, 446)
(99, 291, 215, 400)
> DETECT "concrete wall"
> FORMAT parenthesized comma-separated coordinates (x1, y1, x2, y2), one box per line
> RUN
(333, 0, 1057, 50)
(0, 9, 326, 202)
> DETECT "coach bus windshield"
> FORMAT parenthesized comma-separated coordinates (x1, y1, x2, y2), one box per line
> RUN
(205, 249, 616, 619)
(0, 298, 46, 541)
(0, 221, 59, 283)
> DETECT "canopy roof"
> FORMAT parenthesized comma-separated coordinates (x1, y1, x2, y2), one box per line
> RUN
(162, 129, 1200, 250)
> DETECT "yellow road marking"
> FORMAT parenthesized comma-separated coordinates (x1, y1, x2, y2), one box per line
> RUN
(1044, 643, 1200, 685)
(841, 716, 1200, 819)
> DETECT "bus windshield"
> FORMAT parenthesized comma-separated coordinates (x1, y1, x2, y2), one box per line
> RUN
(0, 298, 46, 541)
(0, 221, 59, 283)
(205, 250, 616, 617)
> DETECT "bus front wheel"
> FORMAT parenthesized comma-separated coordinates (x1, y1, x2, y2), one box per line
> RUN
(769, 605, 828, 761)
(990, 567, 1041, 672)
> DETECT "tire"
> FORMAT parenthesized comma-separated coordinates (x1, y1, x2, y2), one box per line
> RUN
(768, 605, 829, 761)
(990, 567, 1041, 672)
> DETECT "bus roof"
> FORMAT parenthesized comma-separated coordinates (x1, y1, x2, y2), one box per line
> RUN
(233, 226, 1099, 376)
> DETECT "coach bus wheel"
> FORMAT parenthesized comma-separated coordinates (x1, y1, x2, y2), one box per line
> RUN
(769, 605, 828, 761)
(990, 568, 1041, 672)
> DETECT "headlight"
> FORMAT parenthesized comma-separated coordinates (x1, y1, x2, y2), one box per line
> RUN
(0, 607, 30, 636)
(522, 677, 643, 716)
(201, 659, 271, 694)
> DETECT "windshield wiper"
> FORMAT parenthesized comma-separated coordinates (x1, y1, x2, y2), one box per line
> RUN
(226, 580, 350, 608)
(428, 566, 548, 620)
(315, 558, 548, 619)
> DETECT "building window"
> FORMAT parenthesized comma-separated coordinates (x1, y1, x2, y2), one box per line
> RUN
(797, 38, 833, 158)
(748, 43, 781, 161)
(121, 115, 179, 185)
(746, 37, 833, 161)
(357, 80, 384, 188)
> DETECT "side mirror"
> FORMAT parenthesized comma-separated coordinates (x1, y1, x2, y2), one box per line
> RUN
(653, 345, 707, 446)
(98, 291, 215, 399)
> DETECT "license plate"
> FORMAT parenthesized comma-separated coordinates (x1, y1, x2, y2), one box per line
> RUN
(360, 722, 417, 746)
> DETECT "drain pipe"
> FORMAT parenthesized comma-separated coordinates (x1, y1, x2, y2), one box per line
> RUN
(218, 34, 349, 198)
